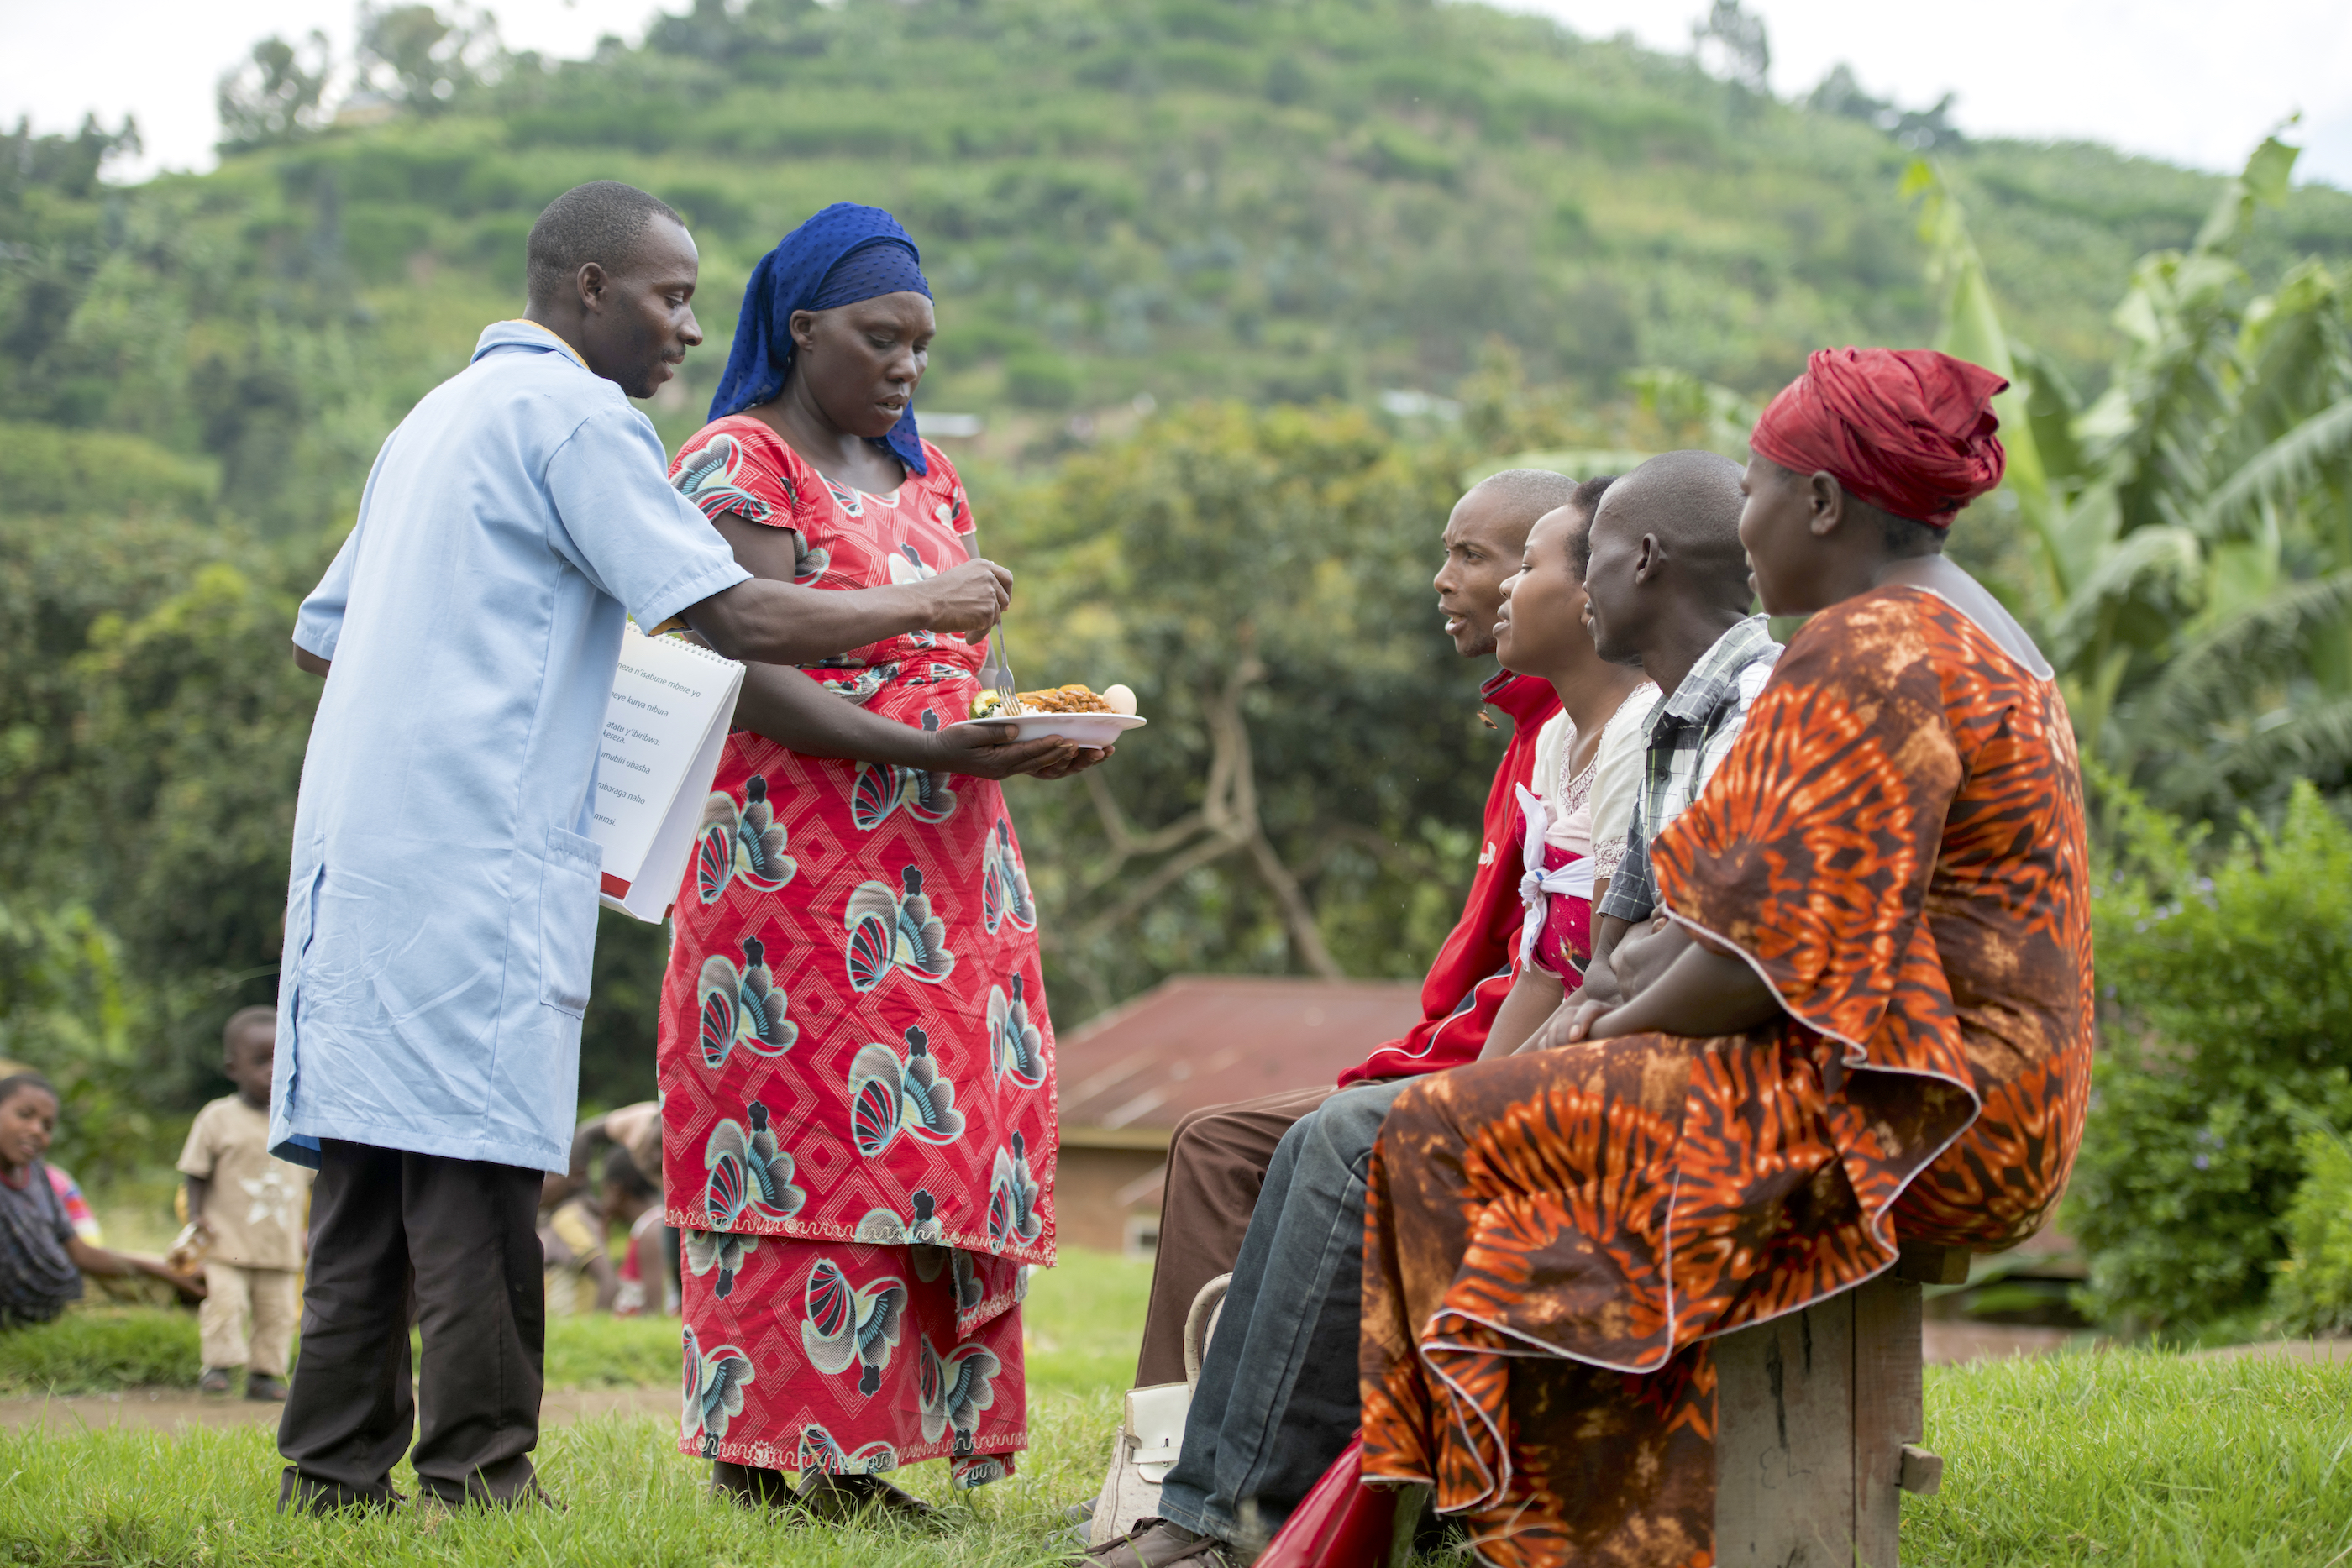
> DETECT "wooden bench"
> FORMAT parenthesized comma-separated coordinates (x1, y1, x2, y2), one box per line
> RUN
(1383, 1243, 1964, 1567)
(1711, 1241, 1964, 1566)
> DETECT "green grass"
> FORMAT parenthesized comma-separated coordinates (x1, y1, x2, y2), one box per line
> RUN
(1908, 1350, 2352, 1566)
(0, 1409, 1112, 1566)
(0, 1249, 1155, 1398)
(0, 1252, 1152, 1566)
(3, 1251, 2348, 1565)
(0, 1310, 681, 1397)
(0, 1309, 203, 1396)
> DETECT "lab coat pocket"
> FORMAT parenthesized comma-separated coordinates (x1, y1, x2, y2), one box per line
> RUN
(538, 824, 604, 1018)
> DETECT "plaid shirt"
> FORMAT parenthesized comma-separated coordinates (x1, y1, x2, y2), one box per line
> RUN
(1596, 615, 1782, 924)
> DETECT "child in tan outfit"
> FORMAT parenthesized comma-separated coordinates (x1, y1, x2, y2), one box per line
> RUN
(179, 1007, 312, 1399)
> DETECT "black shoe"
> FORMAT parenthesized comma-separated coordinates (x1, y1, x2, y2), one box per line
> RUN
(244, 1372, 288, 1402)
(416, 1480, 565, 1513)
(277, 1466, 406, 1516)
(712, 1460, 809, 1517)
(197, 1366, 234, 1397)
(796, 1469, 940, 1524)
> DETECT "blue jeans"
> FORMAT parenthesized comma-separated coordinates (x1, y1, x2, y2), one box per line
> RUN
(1153, 1078, 1408, 1555)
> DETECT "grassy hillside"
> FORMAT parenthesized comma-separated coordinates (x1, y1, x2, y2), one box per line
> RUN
(7, 0, 2350, 537)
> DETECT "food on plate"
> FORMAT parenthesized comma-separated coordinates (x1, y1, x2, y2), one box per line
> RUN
(969, 683, 1128, 719)
(1019, 684, 1116, 713)
(1102, 684, 1137, 716)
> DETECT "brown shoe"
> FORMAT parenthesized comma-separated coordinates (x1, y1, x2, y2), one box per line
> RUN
(1076, 1518, 1231, 1568)
(795, 1469, 940, 1524)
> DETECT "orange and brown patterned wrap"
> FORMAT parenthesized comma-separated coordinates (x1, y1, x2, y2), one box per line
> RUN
(1358, 585, 2094, 1567)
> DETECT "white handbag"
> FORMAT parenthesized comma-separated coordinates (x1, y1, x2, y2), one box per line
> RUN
(1087, 1272, 1231, 1546)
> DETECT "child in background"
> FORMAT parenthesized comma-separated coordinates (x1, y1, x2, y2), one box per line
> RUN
(602, 1147, 673, 1317)
(538, 1186, 612, 1316)
(179, 1007, 312, 1399)
(0, 1058, 105, 1246)
(0, 1073, 204, 1324)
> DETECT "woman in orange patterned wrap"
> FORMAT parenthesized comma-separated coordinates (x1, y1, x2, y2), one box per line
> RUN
(1357, 349, 2095, 1567)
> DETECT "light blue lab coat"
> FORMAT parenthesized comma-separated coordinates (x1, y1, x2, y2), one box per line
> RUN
(272, 320, 748, 1174)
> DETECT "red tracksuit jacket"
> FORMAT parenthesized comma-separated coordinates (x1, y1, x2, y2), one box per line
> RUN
(1338, 669, 1559, 1086)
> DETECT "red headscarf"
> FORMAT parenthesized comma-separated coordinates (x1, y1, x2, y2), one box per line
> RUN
(1749, 347, 2009, 527)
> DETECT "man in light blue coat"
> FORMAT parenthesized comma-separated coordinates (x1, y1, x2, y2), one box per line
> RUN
(272, 182, 1027, 1513)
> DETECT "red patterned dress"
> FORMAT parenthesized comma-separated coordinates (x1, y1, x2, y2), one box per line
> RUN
(1360, 588, 2094, 1565)
(657, 417, 1055, 1488)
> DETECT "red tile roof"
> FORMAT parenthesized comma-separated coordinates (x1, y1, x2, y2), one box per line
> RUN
(1056, 975, 1425, 1145)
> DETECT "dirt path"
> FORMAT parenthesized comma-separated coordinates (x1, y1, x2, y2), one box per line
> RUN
(1922, 1321, 2082, 1362)
(0, 1386, 675, 1434)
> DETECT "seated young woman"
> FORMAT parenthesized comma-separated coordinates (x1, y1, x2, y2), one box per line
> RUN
(1357, 348, 2094, 1567)
(1479, 479, 1656, 1058)
(0, 1074, 205, 1325)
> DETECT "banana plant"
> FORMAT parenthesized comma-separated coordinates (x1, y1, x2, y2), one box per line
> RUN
(1905, 139, 2352, 814)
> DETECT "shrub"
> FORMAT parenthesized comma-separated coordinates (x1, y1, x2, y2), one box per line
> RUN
(1005, 351, 1080, 410)
(2273, 1117, 2352, 1336)
(2065, 779, 2352, 1332)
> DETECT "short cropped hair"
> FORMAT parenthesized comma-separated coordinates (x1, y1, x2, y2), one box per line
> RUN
(1472, 467, 1580, 522)
(223, 1005, 276, 1051)
(1602, 450, 1752, 610)
(1567, 474, 1619, 575)
(526, 181, 685, 307)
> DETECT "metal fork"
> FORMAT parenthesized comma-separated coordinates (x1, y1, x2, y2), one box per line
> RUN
(959, 531, 1017, 711)
(979, 630, 1017, 711)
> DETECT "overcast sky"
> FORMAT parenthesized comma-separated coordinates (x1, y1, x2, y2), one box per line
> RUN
(3, 0, 2348, 190)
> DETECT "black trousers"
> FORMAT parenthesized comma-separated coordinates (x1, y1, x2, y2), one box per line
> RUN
(277, 1140, 546, 1508)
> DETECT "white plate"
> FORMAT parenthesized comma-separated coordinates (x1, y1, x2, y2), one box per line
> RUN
(948, 712, 1147, 747)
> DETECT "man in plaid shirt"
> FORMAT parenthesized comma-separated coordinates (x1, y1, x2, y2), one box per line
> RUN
(1574, 452, 1782, 1015)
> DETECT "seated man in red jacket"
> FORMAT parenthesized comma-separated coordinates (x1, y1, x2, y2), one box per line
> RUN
(1127, 466, 1577, 1389)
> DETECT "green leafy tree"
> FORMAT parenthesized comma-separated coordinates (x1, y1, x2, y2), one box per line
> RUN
(0, 114, 139, 204)
(218, 32, 333, 153)
(993, 402, 1503, 1016)
(356, 3, 500, 115)
(0, 506, 324, 1109)
(0, 897, 162, 1186)
(1907, 138, 2352, 817)
(1691, 0, 1769, 94)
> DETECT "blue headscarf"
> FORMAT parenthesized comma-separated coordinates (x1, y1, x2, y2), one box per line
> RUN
(707, 203, 935, 476)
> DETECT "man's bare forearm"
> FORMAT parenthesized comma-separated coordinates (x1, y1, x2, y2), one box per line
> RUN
(1612, 921, 1691, 1000)
(685, 579, 932, 665)
(1592, 946, 1780, 1041)
(1583, 915, 1632, 1005)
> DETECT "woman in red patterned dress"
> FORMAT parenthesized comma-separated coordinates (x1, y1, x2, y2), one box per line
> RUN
(1358, 349, 2096, 1565)
(657, 206, 1108, 1516)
